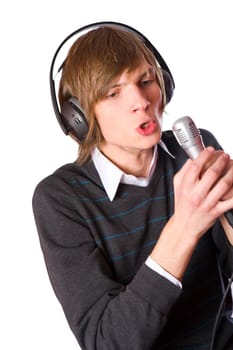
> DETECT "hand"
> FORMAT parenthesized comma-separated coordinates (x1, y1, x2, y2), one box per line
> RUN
(173, 147, 233, 239)
(150, 147, 233, 281)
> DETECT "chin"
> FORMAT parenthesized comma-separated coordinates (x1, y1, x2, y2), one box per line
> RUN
(147, 133, 161, 145)
(139, 139, 159, 150)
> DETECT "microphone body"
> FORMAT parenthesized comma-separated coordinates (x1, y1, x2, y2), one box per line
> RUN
(172, 116, 233, 227)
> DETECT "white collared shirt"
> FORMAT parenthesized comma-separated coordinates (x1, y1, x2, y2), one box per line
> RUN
(92, 140, 174, 201)
(91, 142, 181, 288)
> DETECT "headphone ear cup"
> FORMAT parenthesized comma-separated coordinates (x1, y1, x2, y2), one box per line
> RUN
(162, 69, 175, 104)
(61, 97, 89, 141)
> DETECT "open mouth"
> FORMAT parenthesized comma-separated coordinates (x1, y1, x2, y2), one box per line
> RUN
(136, 120, 156, 136)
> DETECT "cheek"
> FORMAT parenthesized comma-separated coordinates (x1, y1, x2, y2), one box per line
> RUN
(95, 103, 126, 138)
(151, 88, 163, 115)
(95, 112, 117, 141)
(155, 88, 164, 111)
(98, 117, 126, 142)
(157, 109, 163, 125)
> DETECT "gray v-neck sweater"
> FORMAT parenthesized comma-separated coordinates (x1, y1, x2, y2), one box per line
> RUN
(32, 129, 233, 349)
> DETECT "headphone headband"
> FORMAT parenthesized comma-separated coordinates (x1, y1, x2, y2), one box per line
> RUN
(50, 21, 175, 137)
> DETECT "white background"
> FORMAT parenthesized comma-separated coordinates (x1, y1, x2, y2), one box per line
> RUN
(1, 1, 232, 349)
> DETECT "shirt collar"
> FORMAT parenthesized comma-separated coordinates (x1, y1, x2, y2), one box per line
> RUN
(92, 141, 175, 201)
(92, 147, 123, 201)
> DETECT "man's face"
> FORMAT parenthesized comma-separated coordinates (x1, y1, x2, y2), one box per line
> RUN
(94, 60, 164, 157)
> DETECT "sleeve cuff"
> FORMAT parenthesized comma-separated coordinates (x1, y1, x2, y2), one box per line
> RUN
(145, 256, 182, 289)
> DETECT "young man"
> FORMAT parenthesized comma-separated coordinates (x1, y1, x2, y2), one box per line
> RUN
(33, 24, 233, 349)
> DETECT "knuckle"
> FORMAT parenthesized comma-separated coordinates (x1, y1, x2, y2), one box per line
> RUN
(189, 162, 201, 177)
(206, 166, 222, 179)
(190, 193, 202, 207)
(220, 177, 232, 191)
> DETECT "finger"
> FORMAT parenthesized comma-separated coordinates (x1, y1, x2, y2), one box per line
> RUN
(200, 152, 230, 191)
(187, 152, 230, 207)
(174, 158, 192, 187)
(180, 148, 219, 188)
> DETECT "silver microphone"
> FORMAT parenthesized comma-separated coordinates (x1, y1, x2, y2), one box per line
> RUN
(172, 115, 233, 227)
(172, 116, 205, 159)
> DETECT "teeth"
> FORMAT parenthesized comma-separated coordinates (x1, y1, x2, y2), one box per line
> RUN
(141, 122, 149, 129)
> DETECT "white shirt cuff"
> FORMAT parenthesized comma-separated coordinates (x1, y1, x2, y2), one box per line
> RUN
(145, 256, 182, 289)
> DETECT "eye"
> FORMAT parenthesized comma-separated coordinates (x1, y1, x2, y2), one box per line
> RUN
(107, 92, 118, 98)
(140, 71, 157, 87)
(106, 89, 120, 99)
(140, 79, 153, 87)
(139, 77, 157, 89)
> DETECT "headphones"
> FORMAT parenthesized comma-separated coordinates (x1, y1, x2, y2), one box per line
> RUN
(50, 21, 175, 141)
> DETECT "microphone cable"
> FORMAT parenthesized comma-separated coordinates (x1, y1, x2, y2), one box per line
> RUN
(209, 271, 233, 350)
(172, 116, 233, 349)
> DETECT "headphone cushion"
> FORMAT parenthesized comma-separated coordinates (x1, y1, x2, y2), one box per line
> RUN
(61, 98, 89, 141)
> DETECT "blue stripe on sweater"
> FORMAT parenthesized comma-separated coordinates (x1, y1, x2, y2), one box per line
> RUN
(111, 239, 157, 261)
(96, 214, 172, 246)
(84, 192, 174, 223)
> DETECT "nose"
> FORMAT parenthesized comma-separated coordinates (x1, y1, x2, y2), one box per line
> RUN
(130, 86, 151, 113)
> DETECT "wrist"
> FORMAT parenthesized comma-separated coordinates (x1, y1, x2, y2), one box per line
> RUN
(150, 216, 199, 281)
